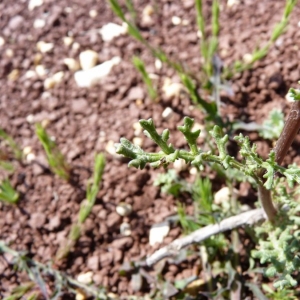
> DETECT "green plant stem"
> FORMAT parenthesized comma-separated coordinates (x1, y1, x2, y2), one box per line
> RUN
(258, 100, 300, 221)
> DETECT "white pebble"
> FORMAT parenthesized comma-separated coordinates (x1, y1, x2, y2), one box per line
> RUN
(162, 107, 174, 119)
(116, 202, 132, 217)
(26, 114, 34, 123)
(214, 187, 230, 205)
(133, 137, 143, 147)
(149, 222, 170, 246)
(133, 122, 142, 136)
(155, 59, 162, 70)
(227, 0, 240, 7)
(37, 41, 54, 53)
(89, 9, 98, 18)
(105, 140, 116, 156)
(173, 158, 186, 172)
(25, 70, 36, 79)
(77, 271, 93, 284)
(171, 16, 181, 25)
(35, 65, 47, 77)
(33, 19, 46, 29)
(120, 222, 131, 236)
(99, 22, 127, 42)
(0, 36, 5, 47)
(243, 53, 253, 64)
(28, 0, 43, 10)
(63, 58, 80, 71)
(74, 56, 121, 88)
(63, 36, 74, 47)
(79, 50, 98, 70)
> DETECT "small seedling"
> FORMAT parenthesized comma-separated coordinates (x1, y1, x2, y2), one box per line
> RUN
(0, 179, 19, 204)
(132, 56, 157, 100)
(35, 124, 70, 181)
(116, 87, 300, 290)
(0, 128, 22, 161)
(56, 153, 105, 260)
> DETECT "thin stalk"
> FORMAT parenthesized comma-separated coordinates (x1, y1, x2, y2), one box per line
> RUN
(258, 100, 300, 221)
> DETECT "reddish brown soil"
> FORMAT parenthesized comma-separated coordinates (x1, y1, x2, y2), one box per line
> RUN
(1, 0, 300, 298)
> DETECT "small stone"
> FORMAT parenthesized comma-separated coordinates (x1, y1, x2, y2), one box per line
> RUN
(8, 15, 24, 30)
(87, 255, 99, 271)
(63, 36, 74, 47)
(79, 50, 98, 70)
(28, 0, 43, 10)
(105, 140, 116, 156)
(63, 58, 80, 71)
(171, 16, 181, 25)
(162, 107, 173, 119)
(37, 41, 54, 53)
(75, 290, 87, 300)
(25, 70, 36, 79)
(227, 0, 240, 7)
(127, 86, 145, 101)
(155, 59, 162, 70)
(111, 237, 133, 249)
(243, 53, 252, 64)
(133, 122, 142, 136)
(116, 202, 132, 217)
(89, 9, 98, 18)
(133, 137, 143, 147)
(34, 53, 43, 65)
(106, 212, 121, 228)
(23, 146, 32, 157)
(189, 167, 198, 175)
(214, 187, 231, 205)
(99, 22, 127, 42)
(163, 78, 184, 99)
(26, 153, 36, 163)
(33, 19, 46, 29)
(29, 212, 46, 229)
(173, 159, 186, 172)
(48, 215, 61, 231)
(44, 71, 64, 89)
(7, 69, 19, 81)
(74, 56, 121, 88)
(5, 49, 14, 58)
(182, 19, 190, 26)
(120, 222, 131, 236)
(0, 36, 5, 47)
(35, 65, 47, 77)
(52, 71, 64, 83)
(71, 99, 88, 113)
(72, 42, 80, 51)
(77, 271, 93, 284)
(149, 221, 170, 246)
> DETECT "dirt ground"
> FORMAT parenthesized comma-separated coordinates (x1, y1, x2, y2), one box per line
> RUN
(1, 0, 300, 298)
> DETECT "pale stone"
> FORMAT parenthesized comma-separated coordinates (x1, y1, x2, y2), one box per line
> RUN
(133, 137, 143, 147)
(105, 140, 116, 156)
(149, 221, 170, 246)
(25, 70, 37, 79)
(227, 0, 240, 7)
(116, 202, 132, 217)
(197, 30, 202, 39)
(133, 122, 142, 136)
(35, 65, 47, 77)
(27, 153, 36, 163)
(33, 19, 46, 29)
(28, 0, 43, 10)
(8, 69, 19, 81)
(162, 107, 173, 119)
(99, 22, 127, 42)
(120, 222, 131, 236)
(33, 53, 43, 65)
(74, 56, 121, 88)
(162, 78, 184, 99)
(72, 42, 80, 51)
(77, 271, 93, 284)
(89, 9, 98, 18)
(23, 146, 32, 157)
(214, 187, 230, 205)
(298, 21, 300, 28)
(243, 53, 252, 64)
(75, 289, 87, 300)
(173, 158, 186, 172)
(0, 36, 5, 47)
(37, 41, 54, 53)
(79, 50, 98, 70)
(63, 36, 74, 47)
(143, 4, 154, 16)
(189, 167, 198, 175)
(52, 71, 64, 83)
(172, 16, 182, 25)
(5, 49, 14, 58)
(64, 7, 72, 14)
(155, 59, 162, 70)
(26, 114, 34, 123)
(63, 58, 80, 71)
(43, 71, 64, 89)
(182, 19, 190, 26)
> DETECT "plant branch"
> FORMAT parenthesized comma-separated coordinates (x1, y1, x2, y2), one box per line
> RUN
(142, 208, 265, 267)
